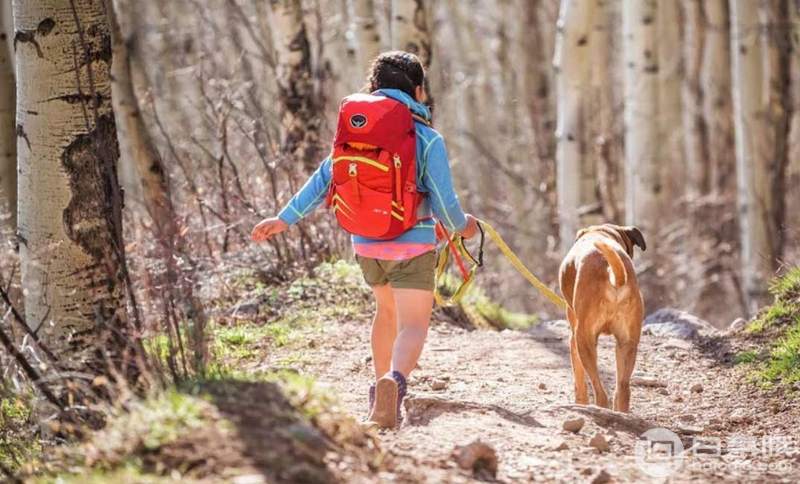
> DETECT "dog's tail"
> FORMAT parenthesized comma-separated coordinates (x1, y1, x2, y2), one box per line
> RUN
(593, 241, 627, 287)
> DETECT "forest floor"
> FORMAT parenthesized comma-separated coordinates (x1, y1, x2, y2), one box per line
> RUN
(260, 306, 800, 483)
(16, 261, 800, 483)
(212, 260, 800, 483)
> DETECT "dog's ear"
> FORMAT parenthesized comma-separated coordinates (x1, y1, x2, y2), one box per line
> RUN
(620, 226, 646, 252)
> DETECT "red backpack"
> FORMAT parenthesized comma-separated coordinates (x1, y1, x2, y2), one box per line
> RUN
(326, 93, 425, 239)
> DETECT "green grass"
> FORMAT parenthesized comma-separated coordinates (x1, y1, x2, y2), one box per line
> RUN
(768, 267, 800, 301)
(759, 324, 800, 386)
(437, 272, 538, 330)
(746, 299, 798, 334)
(733, 350, 759, 365)
(738, 268, 800, 389)
(0, 392, 42, 474)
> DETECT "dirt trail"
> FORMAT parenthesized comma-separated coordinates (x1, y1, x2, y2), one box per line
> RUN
(265, 314, 800, 483)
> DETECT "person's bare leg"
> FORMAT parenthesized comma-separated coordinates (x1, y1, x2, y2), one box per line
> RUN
(368, 288, 433, 428)
(390, 288, 434, 376)
(370, 284, 397, 379)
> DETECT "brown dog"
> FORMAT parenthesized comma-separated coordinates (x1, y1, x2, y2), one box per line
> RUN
(558, 224, 646, 412)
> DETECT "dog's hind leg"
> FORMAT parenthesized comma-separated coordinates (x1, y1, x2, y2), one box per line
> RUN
(567, 308, 589, 404)
(575, 323, 609, 408)
(613, 336, 639, 412)
(570, 336, 589, 404)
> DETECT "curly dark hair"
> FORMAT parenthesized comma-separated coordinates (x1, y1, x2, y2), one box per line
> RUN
(366, 51, 425, 98)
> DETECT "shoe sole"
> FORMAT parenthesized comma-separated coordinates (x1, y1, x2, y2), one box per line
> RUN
(367, 376, 398, 428)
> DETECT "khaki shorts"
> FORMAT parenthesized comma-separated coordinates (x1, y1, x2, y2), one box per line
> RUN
(356, 251, 437, 291)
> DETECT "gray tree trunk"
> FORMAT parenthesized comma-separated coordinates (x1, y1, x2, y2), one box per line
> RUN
(683, 0, 709, 197)
(0, 3, 15, 232)
(702, 0, 734, 195)
(730, 0, 789, 313)
(270, 0, 325, 174)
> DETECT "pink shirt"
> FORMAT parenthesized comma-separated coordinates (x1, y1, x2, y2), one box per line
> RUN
(353, 242, 435, 260)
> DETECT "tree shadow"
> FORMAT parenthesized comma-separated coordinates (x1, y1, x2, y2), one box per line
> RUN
(694, 333, 737, 368)
(404, 396, 544, 428)
(197, 379, 341, 483)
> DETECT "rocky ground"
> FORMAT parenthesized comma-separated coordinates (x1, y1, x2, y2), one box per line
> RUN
(257, 308, 800, 483)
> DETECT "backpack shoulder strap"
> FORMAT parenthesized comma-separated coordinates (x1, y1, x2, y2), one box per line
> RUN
(412, 113, 432, 127)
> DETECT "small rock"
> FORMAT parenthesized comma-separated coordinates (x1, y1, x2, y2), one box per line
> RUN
(678, 413, 696, 423)
(538, 382, 547, 390)
(430, 379, 448, 391)
(673, 395, 684, 403)
(232, 302, 260, 317)
(363, 355, 373, 365)
(563, 417, 585, 433)
(643, 308, 717, 340)
(657, 387, 670, 396)
(452, 440, 498, 479)
(551, 439, 569, 451)
(631, 376, 667, 388)
(690, 383, 704, 393)
(592, 469, 612, 484)
(728, 318, 747, 333)
(580, 467, 594, 476)
(589, 433, 610, 452)
(677, 424, 704, 435)
(729, 408, 752, 424)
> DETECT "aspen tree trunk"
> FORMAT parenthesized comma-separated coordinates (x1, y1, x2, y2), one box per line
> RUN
(702, 0, 734, 196)
(350, 0, 381, 73)
(554, 0, 596, 250)
(0, 4, 14, 232)
(270, 0, 324, 174)
(683, 0, 709, 197)
(622, 0, 660, 237)
(729, 0, 788, 313)
(14, 0, 129, 371)
(590, 0, 622, 223)
(106, 0, 208, 371)
(391, 0, 431, 67)
(657, 0, 684, 203)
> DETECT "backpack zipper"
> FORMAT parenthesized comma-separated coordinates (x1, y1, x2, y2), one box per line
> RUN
(333, 155, 389, 172)
(393, 154, 402, 218)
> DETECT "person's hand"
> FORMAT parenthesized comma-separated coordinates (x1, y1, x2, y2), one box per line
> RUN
(251, 217, 288, 242)
(460, 214, 479, 239)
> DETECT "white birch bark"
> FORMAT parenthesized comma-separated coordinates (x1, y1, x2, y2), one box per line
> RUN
(729, 0, 784, 313)
(622, 0, 660, 236)
(391, 0, 431, 67)
(14, 0, 128, 368)
(554, 0, 595, 249)
(270, 0, 324, 174)
(350, 0, 381, 73)
(590, 0, 621, 223)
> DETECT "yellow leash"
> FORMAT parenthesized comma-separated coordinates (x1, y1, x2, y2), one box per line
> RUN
(434, 219, 567, 311)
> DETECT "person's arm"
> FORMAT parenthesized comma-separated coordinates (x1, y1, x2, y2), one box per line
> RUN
(277, 157, 333, 225)
(420, 134, 478, 237)
(252, 157, 332, 241)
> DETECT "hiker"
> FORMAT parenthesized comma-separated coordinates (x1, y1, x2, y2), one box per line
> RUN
(251, 51, 478, 428)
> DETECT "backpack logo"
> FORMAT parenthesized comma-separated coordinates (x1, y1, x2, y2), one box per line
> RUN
(350, 114, 368, 129)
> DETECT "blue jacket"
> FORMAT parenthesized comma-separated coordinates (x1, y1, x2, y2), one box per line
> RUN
(278, 88, 467, 246)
